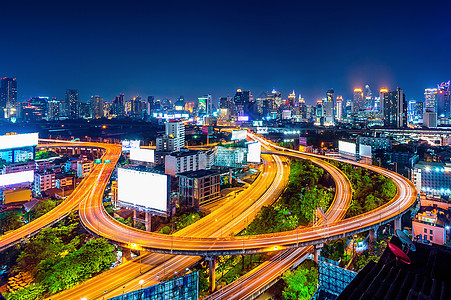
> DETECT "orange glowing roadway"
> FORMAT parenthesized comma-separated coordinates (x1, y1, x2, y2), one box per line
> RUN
(52, 137, 354, 300)
(78, 136, 416, 256)
(48, 141, 289, 300)
(0, 140, 122, 252)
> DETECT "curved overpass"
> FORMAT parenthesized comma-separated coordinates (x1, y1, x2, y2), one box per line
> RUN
(78, 139, 416, 256)
(0, 141, 121, 252)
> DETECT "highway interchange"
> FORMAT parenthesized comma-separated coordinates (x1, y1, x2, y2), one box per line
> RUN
(0, 133, 417, 299)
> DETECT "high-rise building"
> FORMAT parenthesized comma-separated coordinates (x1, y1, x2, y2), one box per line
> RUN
(325, 89, 335, 125)
(288, 90, 296, 107)
(299, 95, 307, 119)
(364, 84, 373, 110)
(112, 94, 125, 116)
(174, 96, 185, 111)
(379, 88, 389, 112)
(47, 98, 60, 120)
(234, 89, 251, 116)
(408, 100, 424, 123)
(198, 95, 212, 116)
(353, 88, 364, 114)
(1, 77, 18, 119)
(65, 89, 79, 119)
(156, 121, 186, 153)
(383, 87, 407, 128)
(336, 96, 343, 122)
(436, 81, 450, 119)
(90, 95, 104, 119)
(424, 88, 437, 112)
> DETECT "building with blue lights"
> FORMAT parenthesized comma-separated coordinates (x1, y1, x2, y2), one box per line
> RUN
(413, 161, 451, 196)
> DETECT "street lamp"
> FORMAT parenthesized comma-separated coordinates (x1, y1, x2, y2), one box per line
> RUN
(139, 279, 144, 290)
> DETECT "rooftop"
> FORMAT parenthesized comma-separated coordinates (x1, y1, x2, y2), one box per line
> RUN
(177, 169, 220, 178)
(337, 236, 451, 300)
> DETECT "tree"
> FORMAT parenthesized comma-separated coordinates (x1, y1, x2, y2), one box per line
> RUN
(282, 263, 318, 300)
(0, 211, 23, 233)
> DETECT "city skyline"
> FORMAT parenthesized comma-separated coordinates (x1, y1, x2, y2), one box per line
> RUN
(1, 0, 450, 103)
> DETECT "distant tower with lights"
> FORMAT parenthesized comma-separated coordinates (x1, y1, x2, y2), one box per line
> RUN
(383, 87, 407, 128)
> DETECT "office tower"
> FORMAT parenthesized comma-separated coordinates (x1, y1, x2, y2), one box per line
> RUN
(336, 96, 343, 122)
(324, 89, 335, 125)
(219, 96, 234, 111)
(436, 81, 450, 119)
(299, 95, 307, 119)
(353, 88, 364, 113)
(147, 95, 155, 109)
(47, 98, 60, 120)
(234, 89, 251, 116)
(90, 95, 104, 119)
(29, 97, 47, 120)
(288, 90, 296, 107)
(198, 95, 212, 116)
(424, 88, 438, 112)
(273, 89, 282, 108)
(408, 100, 423, 123)
(266, 90, 275, 112)
(379, 88, 389, 112)
(112, 94, 125, 116)
(364, 84, 373, 110)
(65, 89, 79, 119)
(1, 77, 18, 118)
(316, 99, 324, 125)
(423, 111, 437, 128)
(103, 102, 111, 118)
(174, 96, 185, 111)
(76, 102, 88, 118)
(384, 87, 407, 128)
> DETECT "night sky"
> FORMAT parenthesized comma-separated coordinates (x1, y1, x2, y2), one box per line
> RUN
(1, 0, 450, 105)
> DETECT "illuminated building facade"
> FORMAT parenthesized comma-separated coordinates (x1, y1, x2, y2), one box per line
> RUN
(65, 89, 79, 119)
(1, 77, 18, 119)
(413, 161, 451, 196)
(352, 88, 364, 113)
(383, 87, 407, 128)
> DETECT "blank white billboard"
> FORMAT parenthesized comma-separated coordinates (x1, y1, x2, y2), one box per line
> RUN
(121, 140, 141, 152)
(0, 133, 38, 150)
(247, 142, 261, 163)
(117, 168, 168, 212)
(338, 141, 356, 155)
(130, 148, 155, 163)
(231, 130, 247, 141)
(359, 144, 372, 158)
(0, 170, 34, 187)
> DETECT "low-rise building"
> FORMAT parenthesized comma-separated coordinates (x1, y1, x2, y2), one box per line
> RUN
(77, 161, 93, 178)
(55, 174, 74, 189)
(164, 149, 207, 177)
(412, 161, 451, 196)
(177, 169, 221, 208)
(34, 171, 56, 195)
(412, 197, 451, 245)
(356, 136, 392, 151)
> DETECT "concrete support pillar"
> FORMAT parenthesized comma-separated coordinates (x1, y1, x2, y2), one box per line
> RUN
(394, 217, 402, 231)
(133, 210, 138, 227)
(369, 229, 376, 253)
(206, 256, 217, 293)
(313, 243, 323, 263)
(121, 247, 132, 263)
(145, 211, 152, 232)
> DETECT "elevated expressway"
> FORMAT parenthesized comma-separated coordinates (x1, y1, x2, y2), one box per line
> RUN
(0, 140, 122, 252)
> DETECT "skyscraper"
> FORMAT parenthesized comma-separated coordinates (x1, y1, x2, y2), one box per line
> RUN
(90, 95, 104, 119)
(0, 78, 18, 118)
(384, 87, 407, 128)
(112, 94, 125, 116)
(288, 90, 296, 107)
(379, 88, 389, 112)
(47, 98, 60, 120)
(424, 88, 438, 112)
(325, 89, 335, 125)
(198, 95, 212, 116)
(336, 96, 343, 122)
(353, 88, 364, 113)
(364, 84, 373, 110)
(234, 89, 251, 116)
(64, 89, 79, 119)
(436, 81, 450, 119)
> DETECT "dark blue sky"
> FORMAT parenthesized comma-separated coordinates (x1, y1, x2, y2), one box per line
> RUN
(1, 0, 450, 105)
